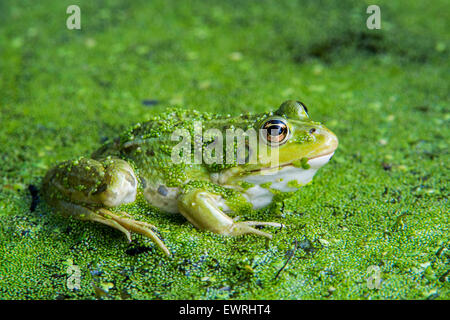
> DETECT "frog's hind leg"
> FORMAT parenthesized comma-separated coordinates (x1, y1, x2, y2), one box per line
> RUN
(178, 189, 283, 239)
(42, 157, 171, 256)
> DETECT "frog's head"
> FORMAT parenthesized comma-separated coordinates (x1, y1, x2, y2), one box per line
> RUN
(257, 100, 338, 169)
(229, 100, 338, 200)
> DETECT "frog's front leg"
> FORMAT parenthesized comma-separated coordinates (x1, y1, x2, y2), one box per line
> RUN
(177, 189, 283, 239)
(42, 157, 170, 256)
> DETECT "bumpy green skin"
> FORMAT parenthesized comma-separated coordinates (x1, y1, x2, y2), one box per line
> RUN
(92, 107, 261, 186)
(92, 102, 334, 185)
(90, 104, 331, 186)
(41, 101, 338, 252)
(1, 0, 449, 301)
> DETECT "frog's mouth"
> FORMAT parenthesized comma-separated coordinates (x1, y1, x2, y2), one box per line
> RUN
(248, 151, 335, 173)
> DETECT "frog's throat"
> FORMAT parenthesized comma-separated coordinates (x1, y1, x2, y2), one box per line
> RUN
(241, 152, 334, 209)
(248, 151, 335, 173)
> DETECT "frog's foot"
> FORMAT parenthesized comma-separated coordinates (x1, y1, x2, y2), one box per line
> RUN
(50, 201, 171, 257)
(95, 208, 170, 257)
(178, 190, 282, 240)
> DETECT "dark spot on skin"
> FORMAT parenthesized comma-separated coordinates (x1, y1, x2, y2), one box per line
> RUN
(140, 177, 147, 189)
(28, 184, 40, 212)
(92, 183, 107, 195)
(123, 143, 139, 153)
(141, 99, 159, 107)
(157, 185, 168, 196)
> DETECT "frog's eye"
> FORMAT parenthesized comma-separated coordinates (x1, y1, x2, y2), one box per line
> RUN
(261, 118, 290, 146)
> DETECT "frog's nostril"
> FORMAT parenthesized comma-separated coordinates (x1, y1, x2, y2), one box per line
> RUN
(309, 128, 316, 134)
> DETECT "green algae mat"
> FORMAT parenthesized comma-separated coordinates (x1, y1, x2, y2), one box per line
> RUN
(0, 0, 448, 300)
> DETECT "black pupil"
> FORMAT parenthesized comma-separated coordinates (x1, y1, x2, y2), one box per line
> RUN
(271, 125, 283, 135)
(265, 120, 286, 136)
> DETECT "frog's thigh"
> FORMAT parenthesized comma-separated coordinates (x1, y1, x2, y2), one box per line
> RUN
(44, 157, 138, 208)
(177, 189, 280, 239)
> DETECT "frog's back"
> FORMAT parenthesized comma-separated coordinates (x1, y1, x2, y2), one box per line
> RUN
(91, 107, 268, 187)
(92, 107, 261, 160)
(92, 108, 209, 159)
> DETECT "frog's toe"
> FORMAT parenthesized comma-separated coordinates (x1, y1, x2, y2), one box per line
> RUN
(233, 217, 285, 229)
(97, 209, 171, 257)
(117, 211, 158, 230)
(89, 210, 132, 242)
(229, 221, 284, 239)
(229, 222, 273, 239)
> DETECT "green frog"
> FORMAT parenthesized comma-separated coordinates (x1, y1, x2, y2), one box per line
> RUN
(42, 100, 338, 256)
